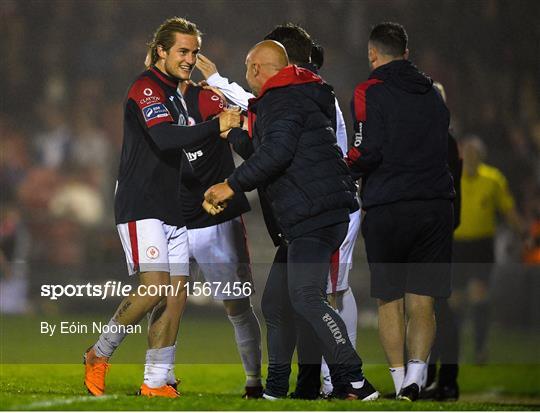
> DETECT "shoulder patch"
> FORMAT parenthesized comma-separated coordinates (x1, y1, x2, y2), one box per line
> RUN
(198, 88, 225, 121)
(128, 76, 173, 128)
(353, 79, 383, 121)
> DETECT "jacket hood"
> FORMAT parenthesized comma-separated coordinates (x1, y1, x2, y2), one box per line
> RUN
(371, 60, 432, 94)
(249, 65, 334, 118)
(259, 65, 322, 96)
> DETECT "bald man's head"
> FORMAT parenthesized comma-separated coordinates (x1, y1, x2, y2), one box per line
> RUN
(245, 40, 289, 96)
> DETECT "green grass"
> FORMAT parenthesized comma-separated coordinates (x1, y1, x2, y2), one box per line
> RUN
(1, 313, 539, 410)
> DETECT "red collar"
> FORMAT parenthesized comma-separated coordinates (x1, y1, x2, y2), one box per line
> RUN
(150, 66, 178, 88)
(248, 65, 322, 107)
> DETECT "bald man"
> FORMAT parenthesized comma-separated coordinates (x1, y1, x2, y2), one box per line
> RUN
(205, 41, 378, 401)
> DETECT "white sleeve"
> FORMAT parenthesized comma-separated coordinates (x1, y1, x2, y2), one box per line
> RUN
(335, 97, 360, 203)
(334, 97, 348, 155)
(206, 73, 254, 111)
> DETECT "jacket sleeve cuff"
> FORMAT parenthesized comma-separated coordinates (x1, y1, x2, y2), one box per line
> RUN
(207, 72, 224, 87)
(227, 174, 243, 193)
(227, 127, 245, 145)
(208, 117, 220, 135)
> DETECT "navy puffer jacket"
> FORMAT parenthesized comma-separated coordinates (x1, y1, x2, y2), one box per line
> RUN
(227, 65, 356, 240)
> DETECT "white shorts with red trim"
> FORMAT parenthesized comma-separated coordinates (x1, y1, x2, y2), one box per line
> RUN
(117, 219, 189, 276)
(328, 209, 361, 294)
(188, 216, 253, 300)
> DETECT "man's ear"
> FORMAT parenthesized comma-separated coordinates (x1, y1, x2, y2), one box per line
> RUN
(368, 47, 377, 65)
(403, 48, 410, 60)
(252, 63, 260, 77)
(157, 44, 168, 59)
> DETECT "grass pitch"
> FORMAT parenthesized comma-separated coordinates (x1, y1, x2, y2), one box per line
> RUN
(1, 313, 539, 410)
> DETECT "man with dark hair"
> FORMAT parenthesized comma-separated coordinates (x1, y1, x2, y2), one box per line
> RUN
(368, 22, 408, 57)
(264, 24, 362, 399)
(346, 22, 455, 401)
(310, 43, 325, 72)
(263, 23, 313, 64)
(172, 81, 264, 399)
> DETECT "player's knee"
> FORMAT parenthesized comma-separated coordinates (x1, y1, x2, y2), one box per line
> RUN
(141, 293, 164, 311)
(405, 293, 434, 318)
(223, 298, 250, 316)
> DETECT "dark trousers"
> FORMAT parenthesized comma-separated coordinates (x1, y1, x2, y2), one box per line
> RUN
(427, 298, 460, 386)
(261, 222, 364, 397)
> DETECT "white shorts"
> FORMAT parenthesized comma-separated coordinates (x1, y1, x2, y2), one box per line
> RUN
(117, 219, 189, 276)
(328, 209, 361, 294)
(188, 216, 253, 300)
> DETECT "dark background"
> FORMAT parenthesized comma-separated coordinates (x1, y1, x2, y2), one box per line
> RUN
(1, 0, 539, 331)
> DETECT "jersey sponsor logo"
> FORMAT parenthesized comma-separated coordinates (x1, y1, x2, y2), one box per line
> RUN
(142, 103, 170, 122)
(143, 88, 153, 96)
(186, 150, 204, 162)
(353, 122, 363, 147)
(139, 96, 161, 105)
(146, 246, 159, 259)
(178, 114, 186, 126)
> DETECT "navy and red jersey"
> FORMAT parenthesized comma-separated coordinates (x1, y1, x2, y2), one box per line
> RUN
(114, 67, 220, 226)
(180, 85, 250, 229)
(345, 60, 455, 209)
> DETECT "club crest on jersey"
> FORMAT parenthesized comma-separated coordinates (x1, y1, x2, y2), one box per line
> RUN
(143, 103, 170, 122)
(146, 246, 159, 259)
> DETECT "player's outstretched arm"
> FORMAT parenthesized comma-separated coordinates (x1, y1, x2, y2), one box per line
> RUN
(195, 53, 254, 110)
(147, 108, 240, 151)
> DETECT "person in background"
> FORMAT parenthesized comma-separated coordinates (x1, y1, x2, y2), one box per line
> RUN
(346, 22, 455, 401)
(452, 135, 524, 365)
(422, 81, 462, 401)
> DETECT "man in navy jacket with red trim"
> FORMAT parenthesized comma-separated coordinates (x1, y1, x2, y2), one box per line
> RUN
(345, 22, 455, 401)
(204, 40, 378, 401)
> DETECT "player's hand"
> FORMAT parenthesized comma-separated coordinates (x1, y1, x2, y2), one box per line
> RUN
(195, 54, 218, 79)
(202, 199, 226, 215)
(204, 181, 235, 207)
(217, 107, 241, 132)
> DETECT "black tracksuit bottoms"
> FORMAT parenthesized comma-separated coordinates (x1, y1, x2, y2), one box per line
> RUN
(261, 222, 364, 397)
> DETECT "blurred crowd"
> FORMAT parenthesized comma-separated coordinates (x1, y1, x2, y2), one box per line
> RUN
(1, 0, 539, 318)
